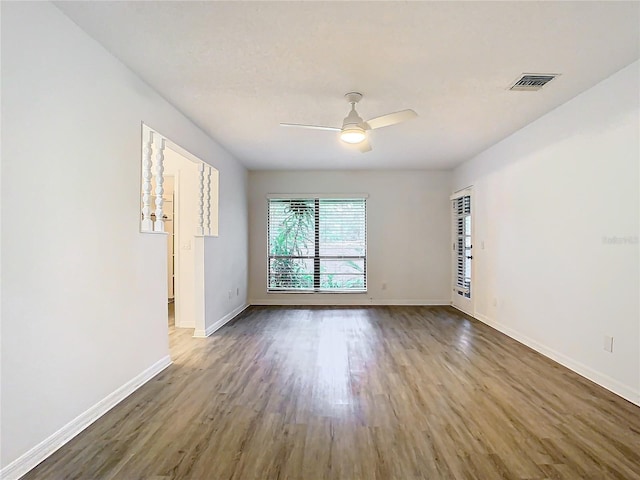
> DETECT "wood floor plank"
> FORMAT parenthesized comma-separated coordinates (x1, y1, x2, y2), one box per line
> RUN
(20, 306, 640, 479)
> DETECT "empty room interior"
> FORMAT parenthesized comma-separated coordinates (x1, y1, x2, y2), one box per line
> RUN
(1, 1, 639, 479)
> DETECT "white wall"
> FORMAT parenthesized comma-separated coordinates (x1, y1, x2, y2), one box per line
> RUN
(0, 1, 248, 474)
(202, 168, 248, 334)
(452, 61, 640, 405)
(248, 170, 452, 305)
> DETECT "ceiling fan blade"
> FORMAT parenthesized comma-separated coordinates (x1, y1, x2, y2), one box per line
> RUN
(365, 109, 418, 130)
(280, 123, 340, 131)
(356, 138, 372, 153)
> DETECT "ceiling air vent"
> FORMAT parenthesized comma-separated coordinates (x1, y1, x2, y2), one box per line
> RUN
(509, 74, 559, 91)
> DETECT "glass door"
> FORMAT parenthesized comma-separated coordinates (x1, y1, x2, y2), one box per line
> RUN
(451, 190, 474, 315)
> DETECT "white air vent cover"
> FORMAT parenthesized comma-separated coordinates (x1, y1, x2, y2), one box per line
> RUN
(510, 74, 559, 91)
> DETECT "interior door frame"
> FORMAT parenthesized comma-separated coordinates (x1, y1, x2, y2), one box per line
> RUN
(450, 187, 475, 316)
(170, 171, 182, 327)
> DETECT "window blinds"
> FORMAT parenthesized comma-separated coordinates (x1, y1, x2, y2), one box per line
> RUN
(268, 198, 366, 292)
(454, 195, 472, 298)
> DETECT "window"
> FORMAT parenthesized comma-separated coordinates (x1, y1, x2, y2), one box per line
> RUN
(453, 195, 471, 298)
(268, 197, 366, 292)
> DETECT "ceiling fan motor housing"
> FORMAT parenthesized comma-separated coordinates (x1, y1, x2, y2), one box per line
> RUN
(342, 106, 365, 129)
(340, 92, 368, 143)
(341, 108, 367, 143)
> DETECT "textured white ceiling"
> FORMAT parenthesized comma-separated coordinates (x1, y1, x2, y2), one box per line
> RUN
(56, 1, 639, 170)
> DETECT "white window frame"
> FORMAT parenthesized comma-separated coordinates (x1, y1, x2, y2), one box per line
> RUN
(266, 194, 368, 293)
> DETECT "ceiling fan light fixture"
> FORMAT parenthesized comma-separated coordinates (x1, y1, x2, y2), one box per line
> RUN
(340, 127, 367, 144)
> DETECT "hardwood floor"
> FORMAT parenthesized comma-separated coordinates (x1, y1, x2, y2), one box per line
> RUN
(21, 306, 640, 479)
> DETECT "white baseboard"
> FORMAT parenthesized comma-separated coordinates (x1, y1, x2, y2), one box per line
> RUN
(450, 303, 474, 317)
(472, 312, 640, 407)
(193, 303, 249, 338)
(371, 299, 450, 306)
(249, 298, 450, 306)
(0, 356, 172, 480)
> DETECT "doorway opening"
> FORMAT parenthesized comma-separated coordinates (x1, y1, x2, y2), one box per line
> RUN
(140, 124, 219, 339)
(164, 175, 175, 326)
(451, 188, 474, 316)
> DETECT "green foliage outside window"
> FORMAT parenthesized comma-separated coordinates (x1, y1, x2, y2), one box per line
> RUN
(269, 200, 314, 289)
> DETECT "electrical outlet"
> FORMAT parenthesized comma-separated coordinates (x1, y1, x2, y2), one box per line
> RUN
(603, 335, 614, 353)
(236, 287, 240, 296)
(381, 282, 387, 290)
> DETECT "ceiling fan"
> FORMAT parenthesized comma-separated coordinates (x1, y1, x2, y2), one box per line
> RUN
(280, 92, 418, 153)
